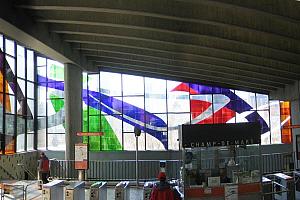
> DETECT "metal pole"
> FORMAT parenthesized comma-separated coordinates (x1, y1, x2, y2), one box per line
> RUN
(136, 136, 138, 186)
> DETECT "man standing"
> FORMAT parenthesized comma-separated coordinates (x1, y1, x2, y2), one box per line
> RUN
(150, 172, 175, 200)
(39, 152, 50, 184)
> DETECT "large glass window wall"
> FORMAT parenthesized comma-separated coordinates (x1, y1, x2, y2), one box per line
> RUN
(82, 71, 291, 151)
(0, 33, 293, 153)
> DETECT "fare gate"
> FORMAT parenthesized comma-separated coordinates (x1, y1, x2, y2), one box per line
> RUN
(90, 182, 107, 200)
(262, 177, 273, 200)
(115, 181, 130, 200)
(273, 173, 295, 200)
(42, 180, 65, 200)
(143, 182, 154, 200)
(65, 181, 85, 200)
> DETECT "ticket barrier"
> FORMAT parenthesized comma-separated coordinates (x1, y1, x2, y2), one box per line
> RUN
(143, 182, 155, 200)
(262, 177, 273, 200)
(65, 181, 85, 200)
(90, 182, 107, 200)
(115, 181, 130, 200)
(294, 171, 300, 199)
(273, 173, 295, 200)
(42, 180, 65, 200)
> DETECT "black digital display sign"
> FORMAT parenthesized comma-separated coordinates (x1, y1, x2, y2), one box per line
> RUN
(180, 122, 261, 148)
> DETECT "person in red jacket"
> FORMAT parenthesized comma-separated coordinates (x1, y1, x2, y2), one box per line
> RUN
(39, 152, 50, 184)
(150, 172, 175, 200)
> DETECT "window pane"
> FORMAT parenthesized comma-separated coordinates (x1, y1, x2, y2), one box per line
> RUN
(37, 86, 46, 116)
(101, 115, 122, 150)
(37, 117, 46, 149)
(0, 34, 3, 51)
(88, 74, 99, 92)
(168, 113, 190, 150)
(213, 94, 235, 123)
(27, 50, 34, 81)
(190, 94, 213, 124)
(37, 56, 46, 67)
(256, 94, 269, 110)
(270, 100, 281, 144)
(5, 114, 14, 134)
(235, 90, 256, 110)
(0, 98, 3, 133)
(47, 99, 64, 133)
(17, 133, 25, 152)
(6, 95, 15, 114)
(27, 118, 34, 133)
(146, 131, 166, 150)
(27, 82, 34, 99)
(17, 45, 25, 78)
(5, 39, 15, 56)
(145, 77, 166, 113)
(124, 132, 145, 151)
(258, 111, 270, 145)
(122, 74, 144, 95)
(17, 78, 26, 97)
(100, 71, 121, 96)
(37, 66, 46, 78)
(100, 115, 122, 151)
(167, 81, 190, 113)
(27, 134, 34, 150)
(47, 60, 64, 81)
(48, 134, 65, 150)
(6, 55, 16, 76)
(27, 99, 35, 118)
(123, 96, 145, 132)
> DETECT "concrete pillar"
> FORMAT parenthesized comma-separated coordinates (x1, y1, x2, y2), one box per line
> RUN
(64, 63, 82, 160)
(291, 98, 300, 169)
(270, 80, 300, 169)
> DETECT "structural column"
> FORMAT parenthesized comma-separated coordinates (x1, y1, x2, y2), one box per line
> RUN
(64, 63, 82, 160)
(270, 80, 300, 169)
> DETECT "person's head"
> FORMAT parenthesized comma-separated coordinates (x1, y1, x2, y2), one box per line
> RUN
(157, 172, 166, 182)
(40, 152, 45, 158)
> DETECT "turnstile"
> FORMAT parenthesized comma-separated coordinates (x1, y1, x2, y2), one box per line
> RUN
(143, 182, 154, 200)
(294, 171, 300, 199)
(42, 180, 64, 200)
(262, 177, 273, 200)
(65, 181, 85, 200)
(115, 181, 130, 200)
(90, 182, 107, 200)
(273, 173, 295, 200)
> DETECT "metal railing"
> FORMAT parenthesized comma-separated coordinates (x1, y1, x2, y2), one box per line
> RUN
(50, 160, 182, 181)
(49, 152, 292, 181)
(0, 184, 25, 200)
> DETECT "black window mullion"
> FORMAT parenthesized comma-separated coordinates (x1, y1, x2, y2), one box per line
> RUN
(24, 47, 27, 151)
(13, 40, 17, 153)
(45, 58, 48, 150)
(1, 37, 6, 154)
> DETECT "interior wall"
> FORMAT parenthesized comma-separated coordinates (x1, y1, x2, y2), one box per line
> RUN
(0, 151, 39, 180)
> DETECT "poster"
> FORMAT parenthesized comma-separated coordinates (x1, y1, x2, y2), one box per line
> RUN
(75, 143, 88, 170)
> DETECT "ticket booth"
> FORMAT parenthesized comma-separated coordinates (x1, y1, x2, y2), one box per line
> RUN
(42, 180, 65, 200)
(115, 181, 130, 200)
(179, 122, 262, 200)
(65, 181, 85, 200)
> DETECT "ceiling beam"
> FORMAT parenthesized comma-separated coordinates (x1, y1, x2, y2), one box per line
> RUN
(90, 56, 283, 90)
(96, 62, 276, 93)
(34, 10, 300, 54)
(0, 1, 95, 71)
(84, 51, 292, 85)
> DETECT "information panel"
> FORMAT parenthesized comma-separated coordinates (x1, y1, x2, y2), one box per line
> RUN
(180, 122, 261, 148)
(75, 143, 88, 170)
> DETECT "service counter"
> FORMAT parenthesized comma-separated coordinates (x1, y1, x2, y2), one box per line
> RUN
(185, 182, 261, 199)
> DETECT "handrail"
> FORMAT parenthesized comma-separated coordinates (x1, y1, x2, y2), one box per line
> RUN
(17, 163, 37, 180)
(24, 181, 38, 200)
